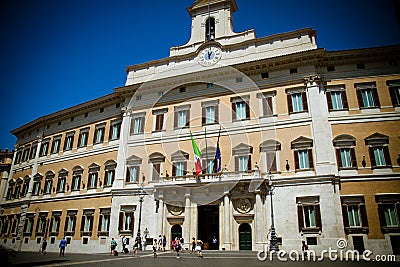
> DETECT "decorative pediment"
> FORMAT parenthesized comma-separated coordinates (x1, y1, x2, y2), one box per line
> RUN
(201, 147, 216, 158)
(171, 150, 189, 161)
(291, 136, 313, 149)
(232, 143, 253, 156)
(260, 140, 281, 152)
(148, 152, 165, 163)
(58, 168, 68, 176)
(333, 134, 356, 147)
(126, 155, 142, 165)
(365, 133, 389, 146)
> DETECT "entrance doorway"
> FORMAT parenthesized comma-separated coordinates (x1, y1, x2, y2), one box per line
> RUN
(171, 224, 182, 245)
(239, 223, 252, 250)
(198, 205, 219, 250)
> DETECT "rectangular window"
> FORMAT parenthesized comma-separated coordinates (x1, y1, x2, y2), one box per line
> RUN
(202, 101, 219, 125)
(303, 206, 316, 227)
(175, 162, 185, 176)
(292, 93, 304, 112)
(373, 147, 386, 166)
(64, 135, 74, 151)
(40, 141, 49, 157)
(44, 180, 52, 194)
(298, 150, 309, 169)
(177, 110, 187, 128)
(261, 96, 273, 117)
(104, 170, 115, 186)
(109, 122, 121, 140)
(57, 177, 66, 192)
(51, 138, 61, 154)
(126, 166, 138, 183)
(236, 102, 247, 120)
(152, 163, 161, 180)
(361, 89, 374, 107)
(94, 126, 105, 144)
(356, 83, 380, 109)
(206, 106, 215, 124)
(330, 91, 344, 110)
(78, 130, 88, 147)
(32, 181, 40, 195)
(155, 114, 164, 131)
(22, 147, 30, 162)
(202, 159, 214, 174)
(131, 116, 144, 135)
(340, 148, 352, 168)
(348, 206, 361, 227)
(101, 215, 110, 232)
(72, 175, 81, 191)
(389, 86, 400, 107)
(88, 173, 98, 189)
(383, 205, 399, 226)
(30, 144, 37, 159)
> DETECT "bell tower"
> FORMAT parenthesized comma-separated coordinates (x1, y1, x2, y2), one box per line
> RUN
(185, 0, 239, 45)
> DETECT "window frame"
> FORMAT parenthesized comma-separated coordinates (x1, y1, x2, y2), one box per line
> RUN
(355, 82, 380, 109)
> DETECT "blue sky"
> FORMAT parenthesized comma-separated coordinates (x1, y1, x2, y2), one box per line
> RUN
(1, 0, 400, 150)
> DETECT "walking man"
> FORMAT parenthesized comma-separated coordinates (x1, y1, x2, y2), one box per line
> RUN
(41, 238, 47, 254)
(110, 238, 117, 255)
(59, 237, 67, 257)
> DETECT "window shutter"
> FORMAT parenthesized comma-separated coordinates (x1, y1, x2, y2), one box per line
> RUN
(308, 149, 314, 169)
(341, 204, 349, 228)
(294, 151, 299, 170)
(314, 204, 322, 228)
(368, 147, 376, 167)
(183, 161, 188, 175)
(89, 216, 94, 232)
(140, 117, 145, 133)
(336, 149, 342, 168)
(202, 159, 207, 174)
(235, 156, 239, 172)
(342, 91, 349, 109)
(126, 168, 130, 182)
(326, 91, 333, 110)
(383, 146, 392, 167)
(186, 110, 190, 127)
(371, 88, 380, 107)
(245, 101, 250, 119)
(64, 217, 69, 232)
(49, 218, 54, 233)
(107, 216, 111, 231)
(266, 151, 277, 172)
(174, 111, 178, 128)
(35, 218, 40, 233)
(301, 92, 308, 111)
(396, 203, 400, 227)
(231, 102, 236, 121)
(297, 205, 304, 231)
(287, 94, 293, 113)
(129, 212, 134, 231)
(377, 204, 386, 230)
(359, 204, 369, 228)
(214, 105, 219, 123)
(350, 148, 357, 168)
(172, 164, 177, 176)
(202, 107, 206, 125)
(389, 87, 398, 106)
(72, 216, 76, 231)
(118, 212, 123, 231)
(356, 89, 364, 108)
(93, 128, 98, 143)
(247, 155, 252, 171)
(80, 216, 85, 231)
(44, 218, 50, 236)
(264, 97, 273, 116)
(98, 215, 103, 232)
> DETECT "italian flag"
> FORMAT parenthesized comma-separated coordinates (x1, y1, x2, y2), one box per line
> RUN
(190, 132, 202, 176)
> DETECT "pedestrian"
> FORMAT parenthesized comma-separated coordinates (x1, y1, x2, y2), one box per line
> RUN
(110, 238, 117, 256)
(41, 238, 47, 254)
(171, 238, 176, 251)
(302, 240, 309, 258)
(175, 238, 181, 258)
(195, 239, 203, 258)
(179, 237, 185, 252)
(121, 236, 128, 253)
(59, 237, 67, 257)
(133, 239, 139, 258)
(212, 235, 218, 250)
(190, 237, 196, 254)
(152, 240, 157, 258)
(157, 235, 162, 251)
(162, 235, 167, 252)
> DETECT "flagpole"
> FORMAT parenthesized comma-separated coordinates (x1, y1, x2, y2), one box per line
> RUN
(205, 127, 208, 174)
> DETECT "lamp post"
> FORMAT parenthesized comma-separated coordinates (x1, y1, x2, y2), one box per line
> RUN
(136, 195, 144, 250)
(267, 172, 279, 252)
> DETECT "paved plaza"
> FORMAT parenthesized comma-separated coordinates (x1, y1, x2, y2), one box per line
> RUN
(4, 249, 399, 267)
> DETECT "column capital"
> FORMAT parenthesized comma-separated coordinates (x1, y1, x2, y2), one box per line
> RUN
(36, 134, 44, 142)
(304, 75, 325, 87)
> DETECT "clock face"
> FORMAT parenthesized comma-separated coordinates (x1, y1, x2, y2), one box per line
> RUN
(198, 46, 222, 66)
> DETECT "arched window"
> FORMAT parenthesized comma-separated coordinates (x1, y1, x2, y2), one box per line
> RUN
(205, 17, 215, 41)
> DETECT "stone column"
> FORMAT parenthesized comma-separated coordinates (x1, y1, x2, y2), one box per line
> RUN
(0, 145, 18, 203)
(305, 75, 337, 176)
(26, 135, 43, 198)
(254, 191, 266, 251)
(223, 190, 231, 250)
(183, 189, 191, 248)
(113, 108, 131, 189)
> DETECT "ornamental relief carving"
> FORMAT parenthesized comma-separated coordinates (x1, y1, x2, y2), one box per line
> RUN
(234, 198, 253, 214)
(166, 202, 184, 216)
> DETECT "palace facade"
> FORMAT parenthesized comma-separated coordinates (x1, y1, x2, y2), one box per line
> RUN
(1, 0, 399, 256)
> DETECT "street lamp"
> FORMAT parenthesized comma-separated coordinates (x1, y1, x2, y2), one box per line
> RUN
(135, 175, 145, 250)
(267, 172, 279, 252)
